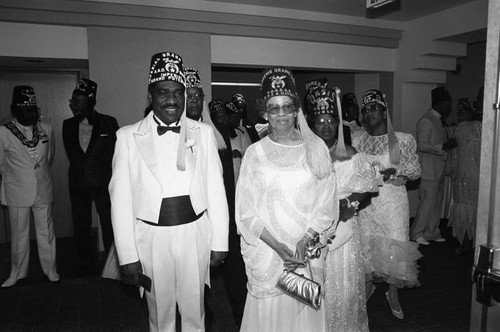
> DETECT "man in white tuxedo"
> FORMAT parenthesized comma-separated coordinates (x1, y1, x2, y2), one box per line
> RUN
(411, 86, 457, 245)
(109, 52, 228, 332)
(0, 86, 59, 288)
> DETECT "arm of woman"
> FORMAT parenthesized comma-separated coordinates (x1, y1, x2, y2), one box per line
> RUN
(235, 146, 266, 246)
(398, 133, 421, 181)
(260, 227, 305, 270)
(327, 218, 354, 252)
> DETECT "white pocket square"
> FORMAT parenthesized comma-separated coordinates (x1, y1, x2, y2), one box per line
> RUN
(100, 134, 109, 137)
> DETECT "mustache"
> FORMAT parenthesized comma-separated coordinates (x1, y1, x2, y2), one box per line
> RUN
(160, 102, 181, 109)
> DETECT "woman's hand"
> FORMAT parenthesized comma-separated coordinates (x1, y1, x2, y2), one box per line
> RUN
(276, 242, 305, 271)
(339, 205, 357, 221)
(379, 167, 397, 181)
(386, 175, 407, 186)
(260, 227, 305, 270)
(294, 238, 308, 263)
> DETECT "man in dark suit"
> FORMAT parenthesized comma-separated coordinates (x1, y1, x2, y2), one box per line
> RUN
(63, 79, 119, 275)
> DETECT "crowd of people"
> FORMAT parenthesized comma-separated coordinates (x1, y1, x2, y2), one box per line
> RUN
(0, 50, 483, 332)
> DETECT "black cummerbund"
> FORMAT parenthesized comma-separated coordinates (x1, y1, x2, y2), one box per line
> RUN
(143, 195, 203, 227)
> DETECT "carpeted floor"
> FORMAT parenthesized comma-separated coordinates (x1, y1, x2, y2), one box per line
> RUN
(0, 219, 473, 331)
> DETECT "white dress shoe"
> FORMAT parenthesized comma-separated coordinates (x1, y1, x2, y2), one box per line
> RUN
(386, 291, 404, 319)
(1, 276, 20, 288)
(47, 273, 60, 282)
(415, 237, 430, 245)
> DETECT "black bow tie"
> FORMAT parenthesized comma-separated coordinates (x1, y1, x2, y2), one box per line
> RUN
(77, 112, 95, 125)
(157, 125, 181, 135)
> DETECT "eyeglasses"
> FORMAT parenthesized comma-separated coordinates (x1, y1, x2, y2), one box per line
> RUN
(315, 117, 339, 125)
(187, 93, 205, 102)
(361, 104, 384, 115)
(266, 103, 296, 115)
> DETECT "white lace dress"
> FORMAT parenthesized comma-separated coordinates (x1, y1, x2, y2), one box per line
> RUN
(235, 136, 338, 332)
(324, 153, 379, 332)
(448, 121, 481, 243)
(353, 132, 423, 288)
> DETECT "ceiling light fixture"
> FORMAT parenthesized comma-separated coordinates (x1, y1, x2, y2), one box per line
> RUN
(211, 82, 261, 87)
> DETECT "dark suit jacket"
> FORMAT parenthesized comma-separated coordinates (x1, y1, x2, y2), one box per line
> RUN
(343, 124, 352, 146)
(62, 111, 119, 189)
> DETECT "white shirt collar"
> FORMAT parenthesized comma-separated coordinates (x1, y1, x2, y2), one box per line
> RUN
(430, 108, 441, 119)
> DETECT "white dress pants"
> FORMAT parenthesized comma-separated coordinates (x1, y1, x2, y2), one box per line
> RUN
(411, 178, 445, 240)
(7, 203, 58, 280)
(136, 215, 211, 332)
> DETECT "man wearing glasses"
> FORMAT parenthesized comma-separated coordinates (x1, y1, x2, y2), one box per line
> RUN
(63, 79, 119, 276)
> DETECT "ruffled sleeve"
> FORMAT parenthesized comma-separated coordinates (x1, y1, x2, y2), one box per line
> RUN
(397, 133, 421, 180)
(334, 153, 380, 198)
(235, 144, 266, 246)
(308, 169, 339, 234)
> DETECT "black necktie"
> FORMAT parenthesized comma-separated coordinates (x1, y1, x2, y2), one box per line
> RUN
(157, 125, 180, 135)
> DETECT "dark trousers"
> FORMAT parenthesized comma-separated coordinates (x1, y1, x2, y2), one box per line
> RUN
(69, 184, 113, 267)
(222, 218, 247, 326)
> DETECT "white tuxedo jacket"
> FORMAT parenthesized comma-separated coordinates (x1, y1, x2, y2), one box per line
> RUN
(417, 110, 447, 181)
(109, 113, 229, 266)
(0, 121, 55, 207)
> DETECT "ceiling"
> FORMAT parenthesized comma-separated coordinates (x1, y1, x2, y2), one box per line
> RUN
(211, 0, 478, 22)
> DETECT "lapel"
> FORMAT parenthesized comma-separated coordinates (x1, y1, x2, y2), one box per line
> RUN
(86, 112, 100, 154)
(10, 120, 39, 161)
(68, 117, 85, 154)
(428, 110, 446, 141)
(134, 114, 202, 185)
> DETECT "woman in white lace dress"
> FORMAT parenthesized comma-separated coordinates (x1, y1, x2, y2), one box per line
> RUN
(311, 86, 379, 331)
(448, 98, 481, 254)
(353, 89, 422, 320)
(235, 68, 337, 332)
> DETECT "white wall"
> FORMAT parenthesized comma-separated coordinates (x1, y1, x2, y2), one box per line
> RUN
(211, 35, 396, 72)
(394, 0, 488, 216)
(88, 27, 212, 127)
(0, 22, 88, 59)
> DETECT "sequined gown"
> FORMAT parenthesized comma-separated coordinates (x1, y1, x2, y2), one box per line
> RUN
(235, 136, 338, 332)
(324, 153, 379, 332)
(448, 121, 481, 243)
(352, 132, 422, 288)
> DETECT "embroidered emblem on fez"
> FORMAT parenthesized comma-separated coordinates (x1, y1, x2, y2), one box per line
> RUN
(184, 67, 203, 89)
(305, 79, 327, 93)
(260, 67, 297, 100)
(12, 86, 37, 107)
(232, 93, 245, 104)
(312, 87, 337, 116)
(225, 101, 240, 114)
(149, 52, 185, 86)
(317, 98, 330, 111)
(362, 89, 387, 108)
(209, 99, 227, 116)
(74, 79, 97, 99)
(270, 75, 286, 90)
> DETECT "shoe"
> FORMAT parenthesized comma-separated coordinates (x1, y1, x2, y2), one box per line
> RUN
(385, 291, 404, 319)
(415, 237, 430, 245)
(1, 276, 25, 288)
(433, 238, 446, 242)
(47, 273, 60, 283)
